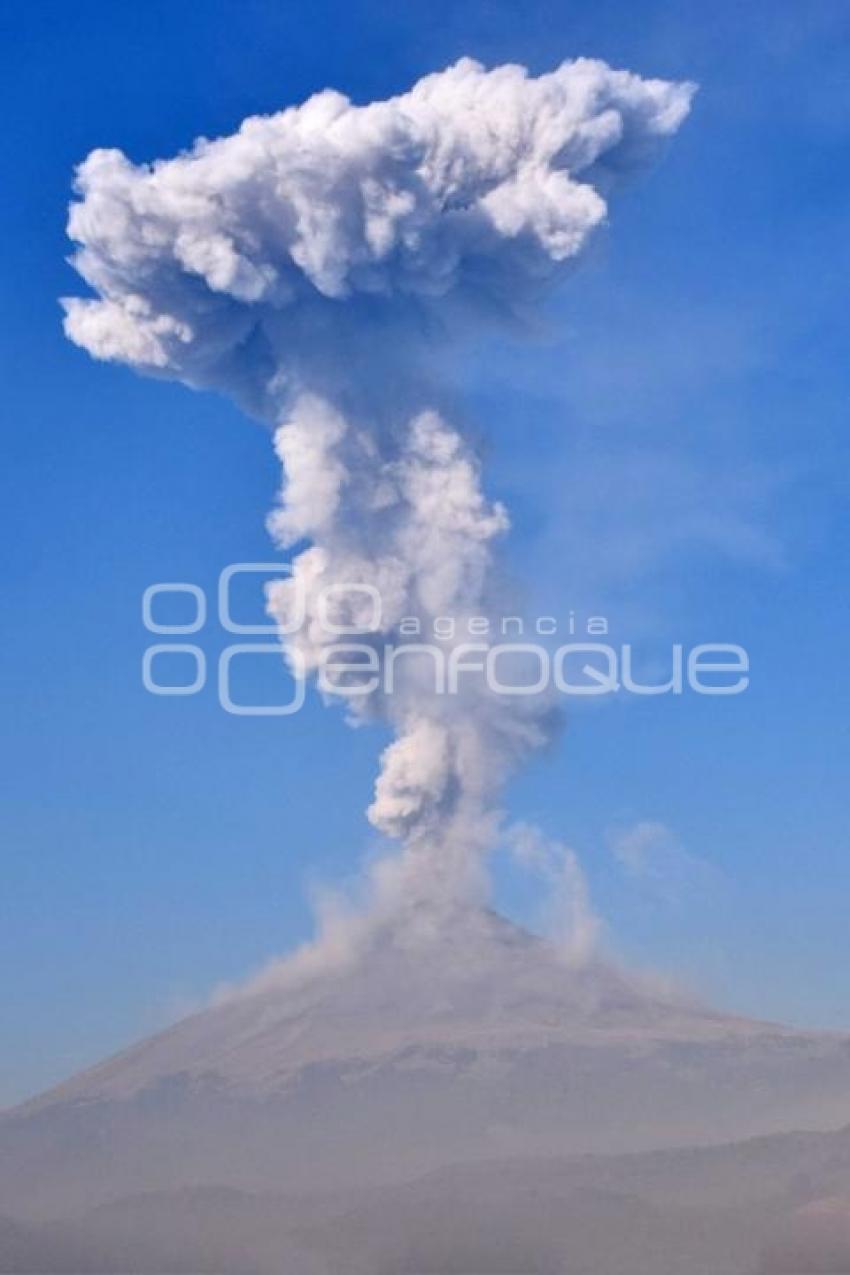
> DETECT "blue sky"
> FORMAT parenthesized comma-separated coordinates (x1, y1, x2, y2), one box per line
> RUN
(1, 0, 848, 1105)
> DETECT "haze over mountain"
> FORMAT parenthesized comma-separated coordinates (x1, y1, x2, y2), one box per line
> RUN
(3, 908, 850, 1273)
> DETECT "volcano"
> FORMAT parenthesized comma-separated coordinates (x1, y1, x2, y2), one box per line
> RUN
(3, 908, 850, 1259)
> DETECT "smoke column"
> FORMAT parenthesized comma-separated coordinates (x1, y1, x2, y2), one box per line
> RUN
(63, 57, 693, 929)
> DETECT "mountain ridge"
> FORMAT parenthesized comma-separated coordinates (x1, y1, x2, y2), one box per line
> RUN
(11, 907, 797, 1113)
(3, 908, 850, 1222)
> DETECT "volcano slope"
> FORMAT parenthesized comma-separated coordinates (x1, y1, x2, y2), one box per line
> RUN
(2, 907, 850, 1239)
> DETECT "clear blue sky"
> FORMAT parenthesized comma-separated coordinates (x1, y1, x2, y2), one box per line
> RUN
(1, 0, 848, 1106)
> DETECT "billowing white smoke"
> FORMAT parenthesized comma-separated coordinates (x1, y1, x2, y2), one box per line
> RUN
(63, 57, 693, 923)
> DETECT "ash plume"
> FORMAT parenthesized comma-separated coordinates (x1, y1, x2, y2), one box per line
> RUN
(63, 57, 693, 923)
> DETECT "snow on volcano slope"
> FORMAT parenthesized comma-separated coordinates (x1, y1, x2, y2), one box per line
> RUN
(2, 909, 849, 1218)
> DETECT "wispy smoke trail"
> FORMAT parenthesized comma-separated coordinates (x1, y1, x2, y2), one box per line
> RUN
(63, 57, 693, 921)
